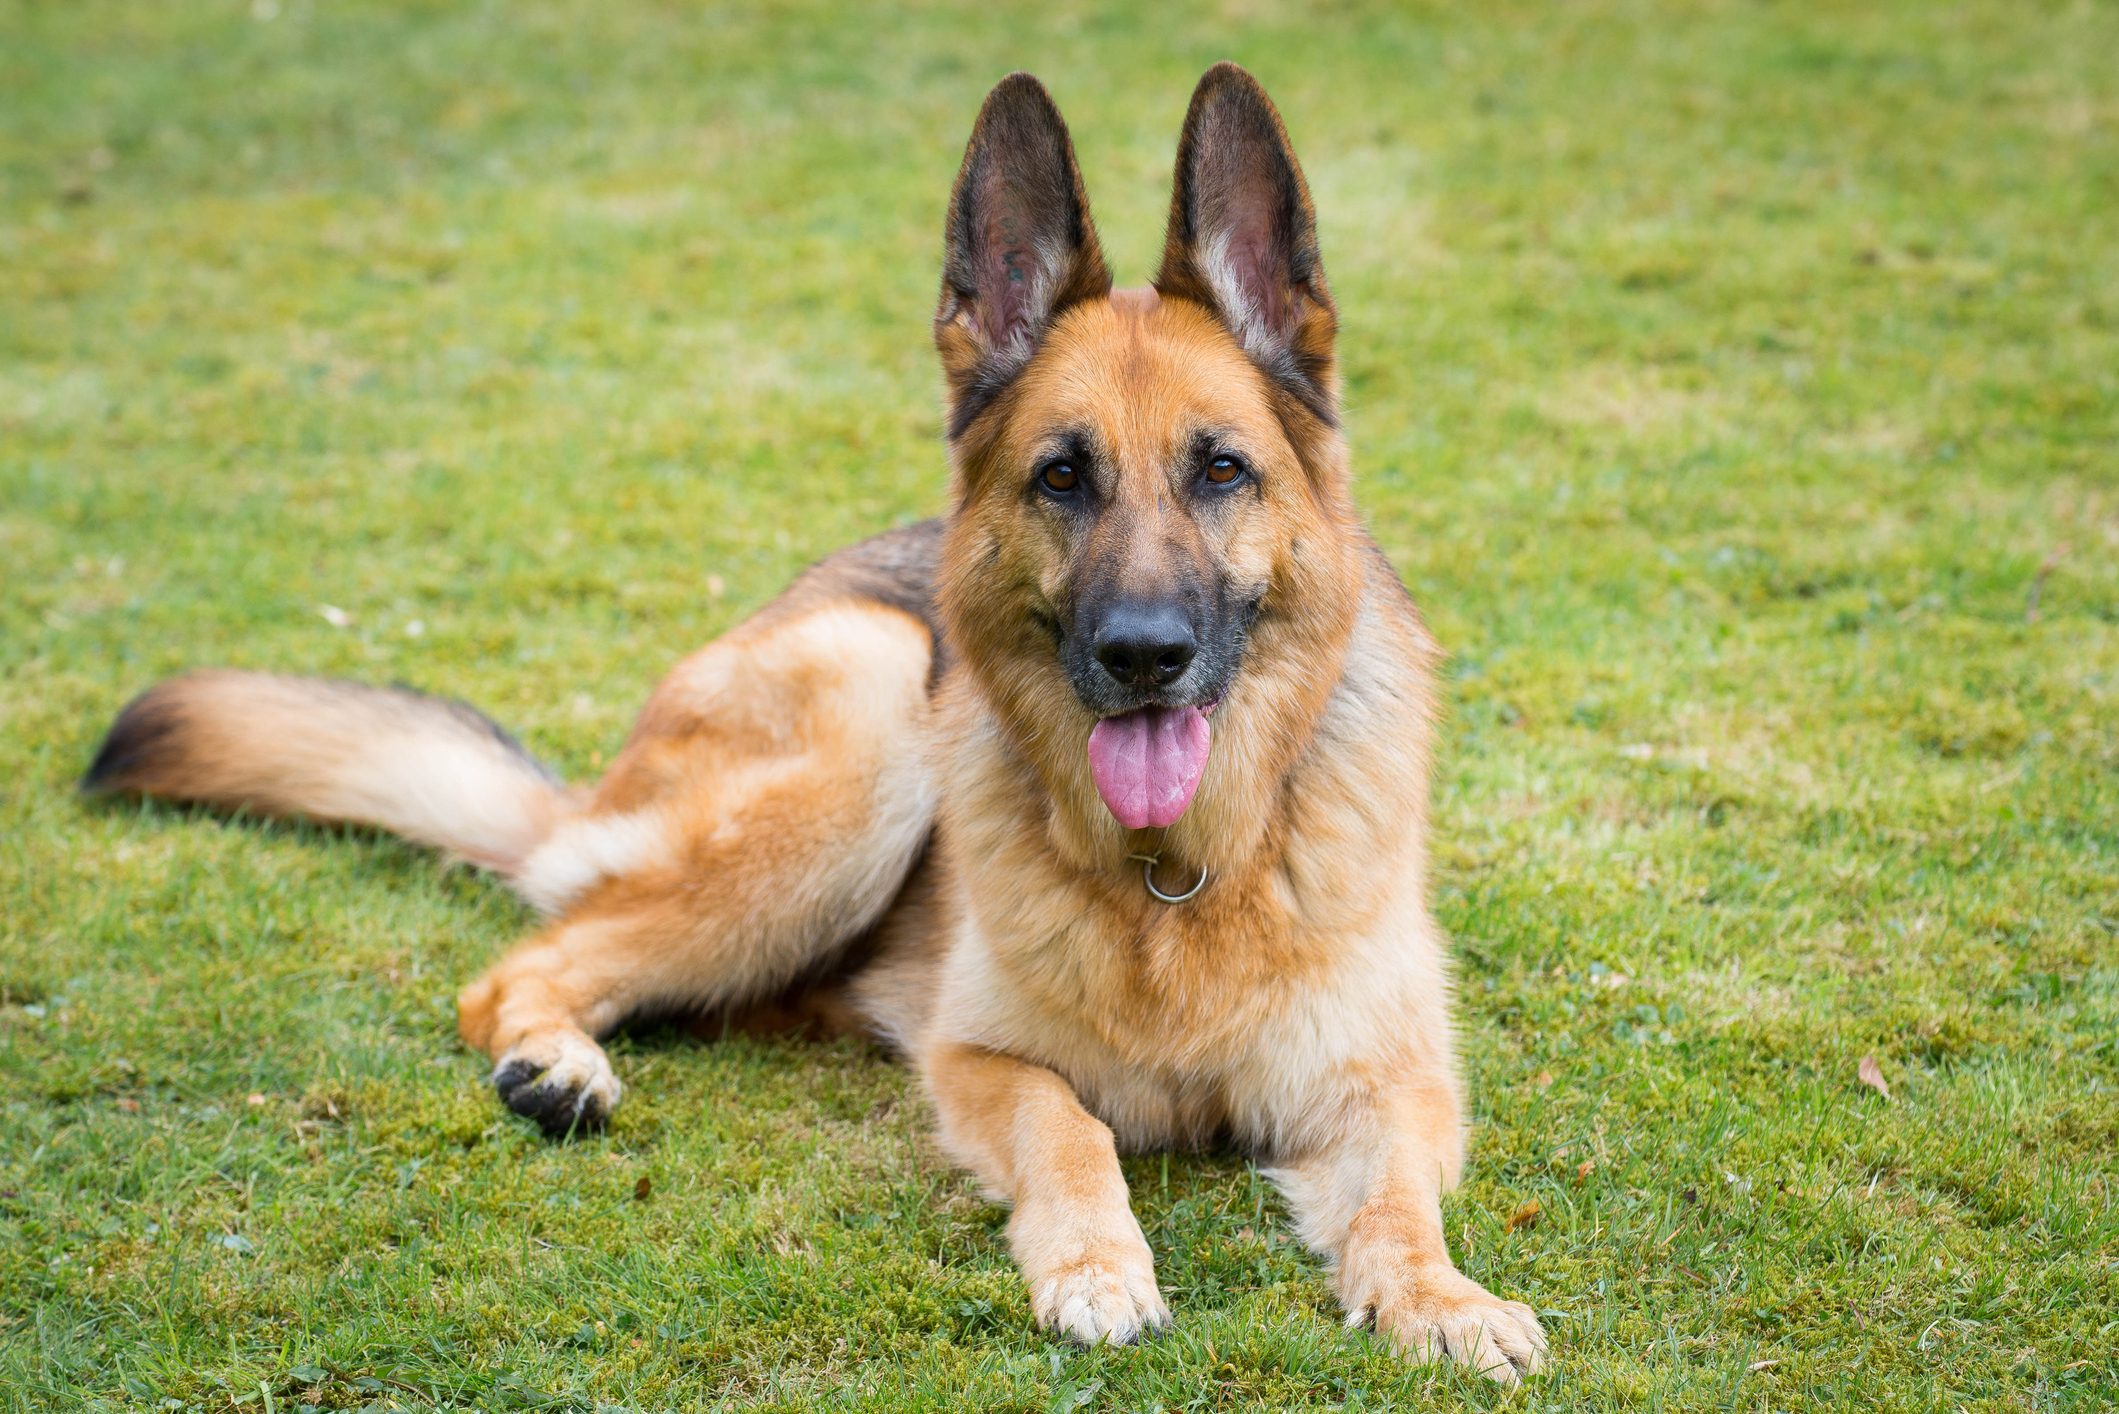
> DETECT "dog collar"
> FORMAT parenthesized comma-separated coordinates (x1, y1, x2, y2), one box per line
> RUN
(1129, 851, 1208, 904)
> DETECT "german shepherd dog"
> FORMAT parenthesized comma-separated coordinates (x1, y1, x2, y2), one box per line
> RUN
(84, 65, 1546, 1381)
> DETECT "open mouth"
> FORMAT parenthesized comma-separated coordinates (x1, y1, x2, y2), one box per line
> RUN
(1085, 700, 1217, 830)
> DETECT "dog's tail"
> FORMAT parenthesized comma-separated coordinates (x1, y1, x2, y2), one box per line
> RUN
(80, 670, 571, 875)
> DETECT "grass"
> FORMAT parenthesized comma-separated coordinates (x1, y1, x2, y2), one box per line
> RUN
(2, 0, 2115, 1408)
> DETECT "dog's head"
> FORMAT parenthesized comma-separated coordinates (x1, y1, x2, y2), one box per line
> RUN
(935, 66, 1365, 838)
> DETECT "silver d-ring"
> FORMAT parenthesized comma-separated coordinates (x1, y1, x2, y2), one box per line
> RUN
(1141, 856, 1208, 904)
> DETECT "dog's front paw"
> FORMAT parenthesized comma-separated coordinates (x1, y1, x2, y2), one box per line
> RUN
(490, 1029, 622, 1137)
(1013, 1208, 1169, 1346)
(1032, 1254, 1170, 1346)
(1347, 1263, 1546, 1384)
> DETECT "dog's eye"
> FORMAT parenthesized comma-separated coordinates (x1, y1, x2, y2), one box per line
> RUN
(1039, 461, 1079, 495)
(1204, 454, 1246, 486)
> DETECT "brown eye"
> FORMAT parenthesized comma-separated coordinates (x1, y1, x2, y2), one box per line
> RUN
(1040, 461, 1079, 494)
(1205, 454, 1245, 485)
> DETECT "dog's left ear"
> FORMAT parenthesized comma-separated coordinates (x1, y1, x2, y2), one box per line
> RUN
(1155, 63, 1337, 424)
(936, 73, 1112, 436)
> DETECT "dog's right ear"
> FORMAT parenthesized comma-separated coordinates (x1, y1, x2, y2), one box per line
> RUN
(935, 74, 1111, 438)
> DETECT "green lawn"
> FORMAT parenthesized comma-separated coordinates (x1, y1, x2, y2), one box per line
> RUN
(3, 1, 2116, 1409)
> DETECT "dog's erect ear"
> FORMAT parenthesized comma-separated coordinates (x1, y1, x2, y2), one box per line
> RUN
(936, 74, 1111, 436)
(1155, 63, 1337, 423)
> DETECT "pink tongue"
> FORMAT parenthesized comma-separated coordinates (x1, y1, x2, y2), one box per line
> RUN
(1086, 706, 1211, 830)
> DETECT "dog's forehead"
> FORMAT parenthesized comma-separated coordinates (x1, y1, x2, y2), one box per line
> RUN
(1015, 292, 1281, 460)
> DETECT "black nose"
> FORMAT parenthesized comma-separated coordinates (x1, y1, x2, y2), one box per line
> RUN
(1092, 601, 1196, 689)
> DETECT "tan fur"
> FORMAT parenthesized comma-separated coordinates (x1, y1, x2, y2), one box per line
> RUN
(453, 597, 939, 1128)
(83, 64, 1545, 1382)
(83, 670, 570, 873)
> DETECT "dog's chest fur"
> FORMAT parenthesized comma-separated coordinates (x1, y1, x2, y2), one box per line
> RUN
(927, 577, 1453, 1154)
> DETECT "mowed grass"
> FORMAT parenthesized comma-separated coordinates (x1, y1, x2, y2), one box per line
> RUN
(3, 0, 2116, 1408)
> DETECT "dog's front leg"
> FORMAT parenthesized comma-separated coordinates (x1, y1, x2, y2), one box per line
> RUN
(921, 1040, 1169, 1345)
(1272, 1085, 1547, 1383)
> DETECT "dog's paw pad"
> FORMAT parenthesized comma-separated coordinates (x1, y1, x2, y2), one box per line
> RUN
(490, 1035, 622, 1138)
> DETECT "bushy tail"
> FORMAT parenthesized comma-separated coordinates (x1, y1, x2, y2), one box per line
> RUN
(81, 670, 571, 874)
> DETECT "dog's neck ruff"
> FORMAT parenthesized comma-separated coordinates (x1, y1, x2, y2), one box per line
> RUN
(1129, 851, 1208, 904)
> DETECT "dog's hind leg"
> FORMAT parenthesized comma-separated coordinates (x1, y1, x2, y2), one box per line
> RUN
(456, 595, 938, 1134)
